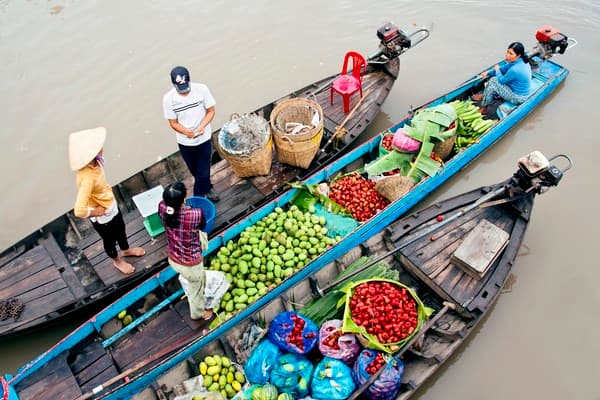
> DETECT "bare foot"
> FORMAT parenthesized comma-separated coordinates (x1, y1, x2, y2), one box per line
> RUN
(122, 247, 145, 257)
(192, 310, 214, 321)
(113, 258, 135, 275)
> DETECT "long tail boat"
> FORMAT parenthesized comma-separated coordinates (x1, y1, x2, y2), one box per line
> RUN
(0, 26, 573, 400)
(0, 22, 430, 339)
(114, 150, 571, 400)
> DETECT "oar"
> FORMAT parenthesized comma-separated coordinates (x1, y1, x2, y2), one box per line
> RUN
(316, 87, 374, 161)
(74, 330, 200, 400)
(315, 184, 507, 295)
(347, 301, 455, 400)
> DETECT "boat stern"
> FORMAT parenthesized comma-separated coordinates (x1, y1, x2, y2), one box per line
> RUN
(1, 375, 18, 400)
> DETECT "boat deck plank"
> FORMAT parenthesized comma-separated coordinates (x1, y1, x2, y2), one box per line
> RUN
(39, 234, 87, 298)
(400, 207, 507, 307)
(72, 341, 119, 394)
(0, 245, 52, 286)
(15, 352, 82, 400)
(92, 234, 168, 286)
(110, 308, 193, 370)
(213, 180, 265, 229)
(249, 159, 301, 196)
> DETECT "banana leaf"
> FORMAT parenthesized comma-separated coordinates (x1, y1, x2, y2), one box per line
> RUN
(405, 141, 441, 183)
(363, 150, 413, 177)
(288, 182, 351, 216)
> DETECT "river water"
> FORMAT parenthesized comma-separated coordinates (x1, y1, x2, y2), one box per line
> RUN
(1, 1, 598, 398)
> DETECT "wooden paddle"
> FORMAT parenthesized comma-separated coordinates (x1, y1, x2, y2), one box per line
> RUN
(316, 87, 374, 160)
(74, 329, 201, 400)
(347, 301, 456, 400)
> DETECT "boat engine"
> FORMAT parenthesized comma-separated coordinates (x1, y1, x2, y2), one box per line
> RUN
(512, 151, 572, 193)
(376, 22, 412, 59)
(532, 25, 569, 59)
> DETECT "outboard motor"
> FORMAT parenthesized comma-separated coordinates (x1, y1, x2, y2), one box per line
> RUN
(532, 25, 570, 59)
(369, 22, 430, 63)
(512, 151, 572, 193)
(376, 23, 412, 59)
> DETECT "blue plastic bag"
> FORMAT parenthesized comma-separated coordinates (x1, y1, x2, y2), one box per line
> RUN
(270, 352, 314, 398)
(352, 349, 404, 400)
(244, 339, 282, 385)
(268, 311, 319, 354)
(310, 357, 356, 399)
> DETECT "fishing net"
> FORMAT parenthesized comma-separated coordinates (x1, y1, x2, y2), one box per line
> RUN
(218, 113, 270, 156)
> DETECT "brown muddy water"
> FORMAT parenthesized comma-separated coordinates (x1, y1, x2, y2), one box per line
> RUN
(0, 1, 598, 398)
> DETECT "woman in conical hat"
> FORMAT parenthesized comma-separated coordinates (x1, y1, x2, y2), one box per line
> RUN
(69, 127, 145, 274)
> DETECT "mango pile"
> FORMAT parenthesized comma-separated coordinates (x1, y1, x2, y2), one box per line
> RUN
(199, 354, 246, 399)
(210, 205, 338, 321)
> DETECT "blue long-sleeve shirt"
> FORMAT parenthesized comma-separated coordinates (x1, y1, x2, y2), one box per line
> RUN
(488, 58, 532, 96)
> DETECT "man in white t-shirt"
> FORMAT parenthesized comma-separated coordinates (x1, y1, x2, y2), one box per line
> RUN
(163, 66, 219, 201)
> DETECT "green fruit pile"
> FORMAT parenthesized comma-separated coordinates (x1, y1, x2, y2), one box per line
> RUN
(250, 383, 282, 400)
(198, 354, 246, 399)
(117, 309, 134, 326)
(210, 205, 338, 321)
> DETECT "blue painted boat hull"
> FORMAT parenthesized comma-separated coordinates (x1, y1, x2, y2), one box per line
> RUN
(1, 57, 568, 400)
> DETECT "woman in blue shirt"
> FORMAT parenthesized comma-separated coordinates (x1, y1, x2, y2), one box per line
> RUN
(473, 42, 532, 112)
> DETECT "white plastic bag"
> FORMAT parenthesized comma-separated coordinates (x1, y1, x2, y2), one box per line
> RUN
(178, 270, 230, 310)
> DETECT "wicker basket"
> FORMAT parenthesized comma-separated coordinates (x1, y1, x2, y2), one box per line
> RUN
(217, 135, 273, 178)
(433, 125, 457, 161)
(217, 113, 273, 178)
(375, 175, 415, 202)
(270, 98, 324, 169)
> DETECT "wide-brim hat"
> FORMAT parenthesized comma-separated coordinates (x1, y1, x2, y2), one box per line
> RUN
(69, 127, 107, 170)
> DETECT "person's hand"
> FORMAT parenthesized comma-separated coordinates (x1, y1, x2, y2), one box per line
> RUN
(493, 64, 500, 72)
(91, 206, 106, 217)
(479, 70, 489, 79)
(184, 129, 196, 139)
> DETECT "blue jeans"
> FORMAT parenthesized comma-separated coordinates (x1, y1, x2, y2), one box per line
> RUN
(178, 140, 213, 197)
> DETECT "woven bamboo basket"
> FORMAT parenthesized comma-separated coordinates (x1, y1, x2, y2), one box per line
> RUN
(433, 125, 457, 161)
(217, 136, 272, 178)
(217, 113, 273, 178)
(375, 175, 415, 202)
(270, 97, 324, 169)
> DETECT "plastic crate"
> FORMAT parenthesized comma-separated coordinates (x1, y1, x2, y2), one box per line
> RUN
(143, 213, 165, 237)
(185, 196, 216, 234)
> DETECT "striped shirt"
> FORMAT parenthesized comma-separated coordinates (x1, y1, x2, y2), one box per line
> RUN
(158, 201, 206, 266)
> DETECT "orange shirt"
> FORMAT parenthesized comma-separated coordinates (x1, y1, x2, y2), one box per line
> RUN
(74, 164, 115, 218)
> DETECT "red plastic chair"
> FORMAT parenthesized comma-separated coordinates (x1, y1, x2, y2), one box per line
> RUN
(330, 51, 367, 114)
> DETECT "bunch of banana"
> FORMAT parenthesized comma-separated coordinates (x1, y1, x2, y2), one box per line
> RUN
(449, 100, 495, 151)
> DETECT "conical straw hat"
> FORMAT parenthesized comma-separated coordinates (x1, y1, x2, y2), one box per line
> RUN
(69, 127, 107, 170)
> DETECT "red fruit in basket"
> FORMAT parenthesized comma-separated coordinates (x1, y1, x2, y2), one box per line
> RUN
(349, 281, 419, 344)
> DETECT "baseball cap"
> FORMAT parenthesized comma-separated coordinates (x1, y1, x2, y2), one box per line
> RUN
(170, 66, 191, 94)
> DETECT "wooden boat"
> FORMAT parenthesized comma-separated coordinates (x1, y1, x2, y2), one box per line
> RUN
(0, 22, 430, 339)
(109, 150, 570, 400)
(0, 27, 571, 400)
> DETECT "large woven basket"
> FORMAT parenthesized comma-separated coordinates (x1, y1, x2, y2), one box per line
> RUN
(217, 113, 273, 177)
(217, 136, 272, 178)
(270, 98, 324, 169)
